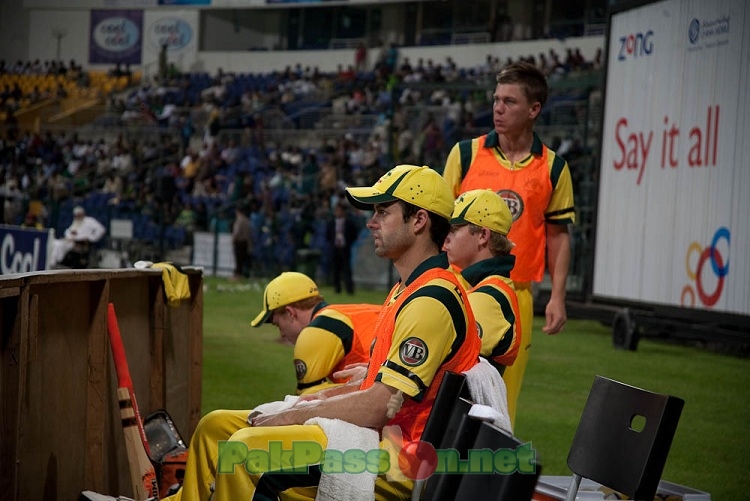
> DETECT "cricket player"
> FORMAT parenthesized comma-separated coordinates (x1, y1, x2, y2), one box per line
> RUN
(209, 164, 481, 500)
(443, 61, 576, 425)
(444, 189, 521, 377)
(250, 271, 380, 394)
(160, 272, 379, 501)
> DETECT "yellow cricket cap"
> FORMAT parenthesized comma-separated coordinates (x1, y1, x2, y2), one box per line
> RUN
(345, 164, 454, 220)
(250, 272, 320, 327)
(450, 189, 512, 235)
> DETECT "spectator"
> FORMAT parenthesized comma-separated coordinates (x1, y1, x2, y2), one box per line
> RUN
(231, 204, 253, 280)
(158, 43, 169, 83)
(50, 206, 106, 268)
(204, 107, 221, 146)
(354, 41, 368, 72)
(21, 212, 43, 229)
(421, 116, 445, 169)
(385, 42, 399, 74)
(325, 201, 359, 294)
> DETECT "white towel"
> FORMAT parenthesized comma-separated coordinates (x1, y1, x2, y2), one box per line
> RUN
(306, 417, 379, 501)
(246, 395, 300, 423)
(463, 358, 512, 432)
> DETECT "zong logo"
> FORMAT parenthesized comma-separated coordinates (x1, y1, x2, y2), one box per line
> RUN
(618, 30, 654, 60)
(688, 18, 700, 44)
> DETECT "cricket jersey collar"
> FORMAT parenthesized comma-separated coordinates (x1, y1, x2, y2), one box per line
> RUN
(484, 130, 544, 157)
(311, 300, 329, 317)
(460, 254, 516, 287)
(403, 252, 450, 288)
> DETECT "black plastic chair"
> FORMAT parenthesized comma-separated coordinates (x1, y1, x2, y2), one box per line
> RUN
(451, 421, 540, 501)
(410, 371, 469, 501)
(563, 375, 685, 501)
(420, 396, 484, 501)
(419, 371, 470, 448)
(60, 241, 93, 268)
(416, 370, 535, 501)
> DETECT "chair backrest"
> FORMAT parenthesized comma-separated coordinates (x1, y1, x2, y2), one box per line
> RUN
(567, 375, 684, 500)
(110, 218, 134, 240)
(411, 371, 468, 501)
(420, 371, 468, 448)
(452, 421, 540, 501)
(421, 397, 483, 501)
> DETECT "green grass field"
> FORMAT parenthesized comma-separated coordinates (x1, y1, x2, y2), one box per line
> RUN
(200, 277, 749, 499)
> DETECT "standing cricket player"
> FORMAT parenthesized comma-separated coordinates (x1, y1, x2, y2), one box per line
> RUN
(443, 61, 576, 426)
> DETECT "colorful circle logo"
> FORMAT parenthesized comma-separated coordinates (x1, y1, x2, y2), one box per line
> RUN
(682, 227, 729, 307)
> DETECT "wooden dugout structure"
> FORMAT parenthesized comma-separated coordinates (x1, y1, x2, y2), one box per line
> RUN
(0, 268, 203, 501)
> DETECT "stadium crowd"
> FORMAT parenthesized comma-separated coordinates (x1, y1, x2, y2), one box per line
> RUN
(0, 46, 597, 278)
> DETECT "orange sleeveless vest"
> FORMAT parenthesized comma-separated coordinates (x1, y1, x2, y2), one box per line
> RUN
(325, 303, 380, 383)
(361, 267, 481, 443)
(459, 135, 552, 282)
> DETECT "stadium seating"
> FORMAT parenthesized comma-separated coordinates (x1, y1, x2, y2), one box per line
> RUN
(5, 47, 601, 272)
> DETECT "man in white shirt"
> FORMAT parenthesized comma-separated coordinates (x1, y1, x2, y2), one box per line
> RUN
(50, 206, 106, 268)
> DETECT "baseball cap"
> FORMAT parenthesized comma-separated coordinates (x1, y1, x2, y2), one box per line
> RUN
(250, 272, 320, 327)
(73, 206, 85, 216)
(345, 164, 454, 220)
(451, 189, 512, 235)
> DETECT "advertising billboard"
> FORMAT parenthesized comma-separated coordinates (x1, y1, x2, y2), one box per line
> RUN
(594, 0, 749, 318)
(0, 226, 54, 274)
(89, 10, 143, 64)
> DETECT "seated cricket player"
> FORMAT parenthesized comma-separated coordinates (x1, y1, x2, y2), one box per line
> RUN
(160, 272, 379, 501)
(250, 271, 380, 394)
(443, 188, 522, 376)
(208, 164, 481, 501)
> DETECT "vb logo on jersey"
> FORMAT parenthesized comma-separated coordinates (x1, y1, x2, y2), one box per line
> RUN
(399, 338, 428, 366)
(498, 189, 523, 221)
(294, 359, 307, 380)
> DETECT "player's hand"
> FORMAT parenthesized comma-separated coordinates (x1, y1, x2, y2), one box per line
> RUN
(332, 362, 368, 384)
(542, 296, 567, 334)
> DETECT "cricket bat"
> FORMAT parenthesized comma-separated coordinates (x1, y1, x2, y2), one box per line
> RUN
(107, 303, 159, 500)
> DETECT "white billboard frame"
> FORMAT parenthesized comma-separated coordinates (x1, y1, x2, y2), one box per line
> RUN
(590, 0, 750, 336)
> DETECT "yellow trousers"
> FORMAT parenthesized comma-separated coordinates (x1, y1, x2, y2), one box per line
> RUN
(163, 410, 412, 500)
(162, 409, 250, 501)
(501, 283, 533, 428)
(213, 424, 326, 501)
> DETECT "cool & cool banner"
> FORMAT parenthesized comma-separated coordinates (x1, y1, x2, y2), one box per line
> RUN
(89, 9, 143, 64)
